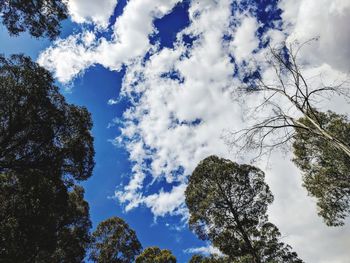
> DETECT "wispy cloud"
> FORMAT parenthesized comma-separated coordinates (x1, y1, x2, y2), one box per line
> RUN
(184, 244, 223, 256)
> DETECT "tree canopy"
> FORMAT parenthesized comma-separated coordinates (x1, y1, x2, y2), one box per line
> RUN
(228, 42, 350, 226)
(293, 110, 350, 226)
(0, 170, 91, 262)
(0, 54, 94, 262)
(90, 217, 142, 263)
(185, 156, 303, 263)
(0, 54, 94, 184)
(135, 246, 176, 263)
(0, 0, 68, 39)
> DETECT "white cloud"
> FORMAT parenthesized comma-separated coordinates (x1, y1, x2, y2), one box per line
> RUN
(185, 244, 223, 256)
(38, 0, 182, 83)
(107, 99, 119, 105)
(37, 31, 96, 83)
(67, 0, 117, 28)
(115, 0, 239, 217)
(263, 152, 350, 263)
(280, 0, 350, 72)
(144, 184, 187, 217)
(230, 15, 259, 63)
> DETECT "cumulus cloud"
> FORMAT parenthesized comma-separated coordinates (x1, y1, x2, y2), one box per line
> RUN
(144, 184, 187, 217)
(229, 15, 259, 63)
(67, 0, 117, 28)
(280, 0, 350, 72)
(37, 31, 96, 83)
(115, 0, 239, 217)
(38, 0, 350, 262)
(38, 0, 182, 83)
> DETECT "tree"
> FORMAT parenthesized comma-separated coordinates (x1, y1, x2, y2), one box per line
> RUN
(229, 40, 350, 160)
(0, 0, 68, 39)
(293, 110, 350, 226)
(51, 186, 92, 262)
(90, 217, 142, 263)
(0, 54, 94, 184)
(185, 156, 303, 263)
(0, 54, 94, 261)
(135, 246, 176, 263)
(0, 171, 91, 262)
(228, 41, 350, 225)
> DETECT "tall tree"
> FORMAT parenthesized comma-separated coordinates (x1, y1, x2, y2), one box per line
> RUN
(230, 41, 350, 160)
(51, 186, 92, 262)
(0, 54, 94, 184)
(293, 110, 350, 226)
(0, 54, 94, 261)
(90, 217, 142, 263)
(0, 0, 68, 39)
(0, 171, 91, 262)
(228, 41, 350, 226)
(136, 246, 176, 263)
(185, 156, 303, 263)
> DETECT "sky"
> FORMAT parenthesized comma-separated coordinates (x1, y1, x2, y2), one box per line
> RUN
(1, 0, 350, 262)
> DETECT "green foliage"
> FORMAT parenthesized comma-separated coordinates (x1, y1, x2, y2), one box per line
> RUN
(51, 186, 92, 262)
(0, 54, 94, 261)
(0, 171, 91, 262)
(185, 156, 303, 263)
(90, 217, 142, 263)
(293, 110, 350, 226)
(136, 246, 176, 263)
(0, 54, 95, 184)
(0, 0, 67, 39)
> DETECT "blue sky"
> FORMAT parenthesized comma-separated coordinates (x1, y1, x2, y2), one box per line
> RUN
(1, 0, 350, 262)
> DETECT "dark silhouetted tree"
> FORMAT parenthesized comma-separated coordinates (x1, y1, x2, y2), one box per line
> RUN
(90, 217, 142, 263)
(136, 246, 176, 263)
(0, 54, 94, 261)
(293, 110, 350, 226)
(0, 171, 91, 262)
(0, 0, 68, 39)
(0, 54, 94, 184)
(51, 186, 92, 262)
(185, 156, 303, 263)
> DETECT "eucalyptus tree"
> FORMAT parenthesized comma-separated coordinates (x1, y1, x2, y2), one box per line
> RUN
(229, 40, 350, 225)
(90, 217, 142, 263)
(136, 246, 176, 263)
(0, 54, 95, 184)
(185, 156, 303, 263)
(0, 0, 68, 39)
(0, 172, 91, 262)
(231, 40, 350, 159)
(293, 110, 350, 226)
(0, 54, 94, 261)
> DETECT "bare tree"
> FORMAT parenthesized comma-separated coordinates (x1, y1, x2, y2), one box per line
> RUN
(226, 40, 350, 226)
(227, 39, 350, 160)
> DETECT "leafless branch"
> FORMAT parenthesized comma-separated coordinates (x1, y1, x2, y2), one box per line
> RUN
(227, 39, 350, 160)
